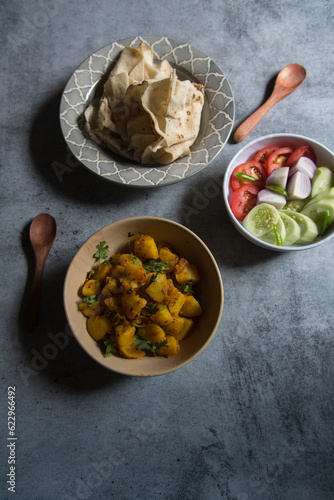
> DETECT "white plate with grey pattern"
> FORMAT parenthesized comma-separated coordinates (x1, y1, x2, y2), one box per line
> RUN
(60, 36, 234, 188)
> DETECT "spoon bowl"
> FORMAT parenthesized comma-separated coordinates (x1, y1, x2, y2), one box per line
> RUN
(25, 214, 57, 332)
(233, 64, 306, 143)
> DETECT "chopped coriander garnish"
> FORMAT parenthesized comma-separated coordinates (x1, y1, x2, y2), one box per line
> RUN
(102, 339, 116, 357)
(145, 303, 159, 316)
(93, 241, 110, 261)
(149, 273, 158, 284)
(131, 253, 141, 266)
(82, 295, 97, 306)
(134, 335, 168, 355)
(133, 335, 151, 351)
(143, 260, 170, 273)
(179, 281, 194, 294)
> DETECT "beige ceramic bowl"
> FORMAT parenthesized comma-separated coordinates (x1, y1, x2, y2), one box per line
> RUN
(63, 217, 224, 376)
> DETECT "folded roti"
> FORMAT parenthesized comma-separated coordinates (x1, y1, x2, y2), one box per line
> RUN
(84, 42, 204, 165)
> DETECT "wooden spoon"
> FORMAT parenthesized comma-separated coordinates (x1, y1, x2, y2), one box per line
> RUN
(233, 64, 307, 143)
(25, 214, 57, 332)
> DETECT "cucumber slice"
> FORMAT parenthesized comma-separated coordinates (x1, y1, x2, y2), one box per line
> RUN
(260, 215, 286, 246)
(311, 167, 334, 197)
(303, 187, 334, 208)
(279, 212, 301, 245)
(280, 210, 318, 244)
(243, 203, 280, 238)
(283, 198, 309, 212)
(301, 198, 334, 233)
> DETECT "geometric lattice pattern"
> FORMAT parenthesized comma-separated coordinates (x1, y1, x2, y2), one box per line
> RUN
(60, 36, 234, 188)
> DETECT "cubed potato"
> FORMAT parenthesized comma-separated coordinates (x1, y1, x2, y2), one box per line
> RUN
(139, 323, 166, 344)
(134, 234, 159, 260)
(82, 279, 101, 296)
(158, 246, 179, 271)
(87, 316, 113, 341)
(78, 300, 101, 318)
(167, 286, 186, 316)
(180, 295, 202, 317)
(124, 262, 146, 282)
(151, 305, 173, 326)
(115, 322, 136, 346)
(156, 335, 180, 357)
(91, 262, 112, 281)
(117, 253, 135, 266)
(174, 258, 200, 284)
(120, 278, 141, 293)
(164, 317, 194, 341)
(118, 342, 146, 359)
(145, 273, 168, 302)
(121, 292, 147, 320)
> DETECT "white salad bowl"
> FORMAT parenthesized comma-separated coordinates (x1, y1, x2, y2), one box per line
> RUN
(223, 133, 334, 251)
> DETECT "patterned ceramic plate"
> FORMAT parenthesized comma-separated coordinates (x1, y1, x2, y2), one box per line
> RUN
(60, 36, 234, 188)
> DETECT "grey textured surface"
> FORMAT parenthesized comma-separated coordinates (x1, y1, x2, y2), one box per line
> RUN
(1, 1, 333, 499)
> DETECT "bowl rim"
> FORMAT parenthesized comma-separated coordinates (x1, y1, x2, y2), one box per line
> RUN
(223, 133, 334, 252)
(63, 216, 224, 376)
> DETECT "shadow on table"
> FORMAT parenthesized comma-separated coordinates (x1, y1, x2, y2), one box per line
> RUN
(228, 73, 278, 145)
(28, 86, 154, 206)
(19, 221, 128, 391)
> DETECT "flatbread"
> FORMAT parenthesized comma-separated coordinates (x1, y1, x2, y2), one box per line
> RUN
(84, 42, 204, 165)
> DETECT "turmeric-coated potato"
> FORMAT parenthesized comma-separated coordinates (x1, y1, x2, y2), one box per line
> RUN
(82, 279, 101, 296)
(118, 343, 146, 359)
(157, 335, 179, 357)
(166, 285, 186, 316)
(164, 317, 194, 341)
(87, 316, 113, 341)
(124, 262, 146, 282)
(174, 258, 200, 284)
(145, 272, 168, 302)
(139, 323, 166, 344)
(159, 246, 179, 271)
(115, 322, 136, 346)
(150, 305, 173, 326)
(79, 300, 101, 318)
(91, 262, 112, 281)
(180, 295, 202, 317)
(134, 234, 159, 260)
(121, 292, 147, 320)
(117, 253, 142, 267)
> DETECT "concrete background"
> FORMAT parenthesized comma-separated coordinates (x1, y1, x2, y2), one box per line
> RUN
(1, 0, 333, 499)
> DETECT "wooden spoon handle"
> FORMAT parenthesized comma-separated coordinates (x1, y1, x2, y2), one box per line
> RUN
(25, 260, 45, 332)
(233, 96, 277, 143)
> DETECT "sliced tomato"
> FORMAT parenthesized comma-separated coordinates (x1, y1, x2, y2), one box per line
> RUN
(254, 145, 279, 169)
(230, 184, 261, 221)
(230, 161, 267, 191)
(286, 145, 317, 167)
(267, 147, 293, 175)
